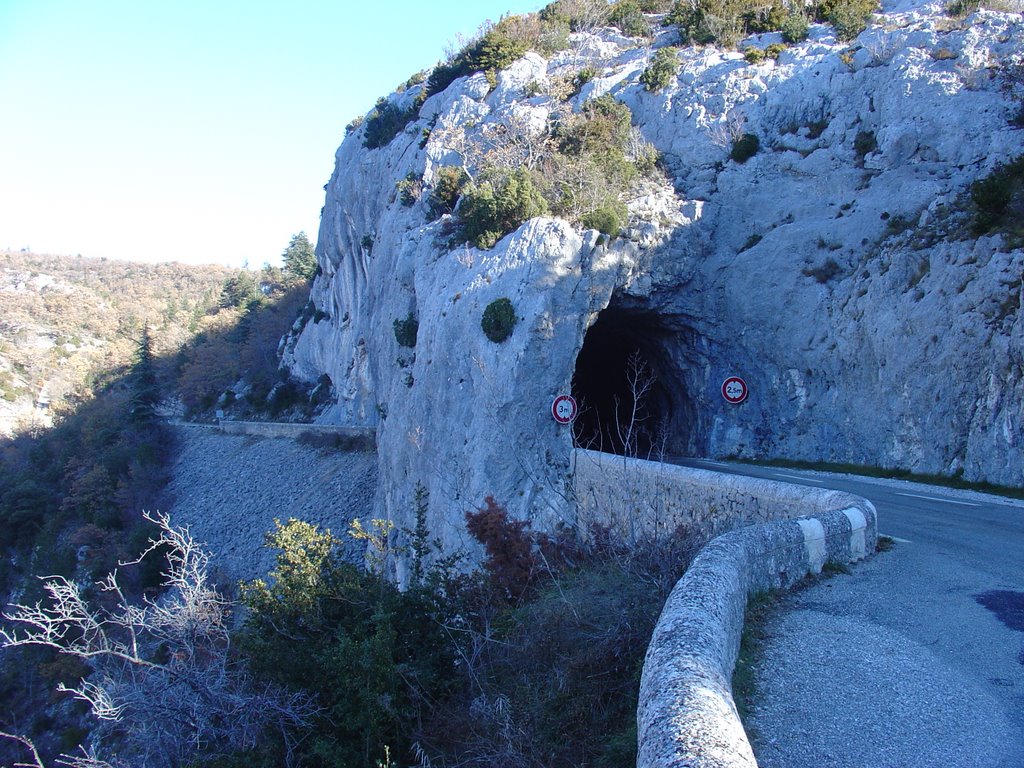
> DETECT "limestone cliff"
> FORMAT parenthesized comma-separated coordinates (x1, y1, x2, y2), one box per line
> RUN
(283, 0, 1023, 562)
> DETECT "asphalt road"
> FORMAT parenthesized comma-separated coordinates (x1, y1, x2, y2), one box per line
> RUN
(673, 458, 1024, 767)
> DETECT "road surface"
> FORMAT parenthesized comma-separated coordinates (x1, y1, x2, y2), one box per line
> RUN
(675, 458, 1024, 767)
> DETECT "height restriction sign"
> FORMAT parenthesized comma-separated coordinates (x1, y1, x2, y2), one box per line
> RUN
(552, 394, 578, 424)
(721, 376, 748, 404)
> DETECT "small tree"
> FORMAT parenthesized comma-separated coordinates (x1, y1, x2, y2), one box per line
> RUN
(281, 232, 317, 282)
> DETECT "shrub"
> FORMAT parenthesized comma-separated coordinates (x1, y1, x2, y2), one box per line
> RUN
(481, 298, 517, 343)
(944, 0, 978, 17)
(780, 8, 809, 42)
(668, 0, 752, 47)
(345, 115, 364, 136)
(608, 0, 651, 36)
(465, 496, 539, 600)
(668, 0, 717, 44)
(393, 313, 419, 348)
(640, 47, 681, 91)
(240, 519, 455, 768)
(806, 119, 829, 138)
(854, 129, 877, 159)
(765, 42, 787, 58)
(458, 168, 549, 249)
(396, 172, 423, 206)
(731, 133, 760, 162)
(817, 0, 877, 41)
(363, 98, 418, 149)
(582, 200, 629, 236)
(971, 156, 1024, 234)
(802, 258, 842, 283)
(744, 46, 766, 64)
(572, 66, 599, 96)
(742, 0, 787, 32)
(428, 165, 469, 218)
(558, 94, 634, 157)
(426, 20, 530, 97)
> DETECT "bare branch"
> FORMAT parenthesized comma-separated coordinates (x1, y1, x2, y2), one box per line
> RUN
(1, 512, 314, 767)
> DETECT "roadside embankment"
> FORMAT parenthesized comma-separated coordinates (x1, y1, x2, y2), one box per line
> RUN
(165, 424, 378, 585)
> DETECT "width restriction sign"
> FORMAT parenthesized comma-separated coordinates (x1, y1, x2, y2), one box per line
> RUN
(552, 394, 578, 425)
(721, 376, 748, 404)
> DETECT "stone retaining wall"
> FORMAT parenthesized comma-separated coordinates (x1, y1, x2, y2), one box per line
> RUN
(572, 449, 877, 768)
(217, 419, 376, 450)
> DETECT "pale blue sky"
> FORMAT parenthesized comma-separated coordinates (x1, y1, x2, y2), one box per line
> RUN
(0, 0, 541, 267)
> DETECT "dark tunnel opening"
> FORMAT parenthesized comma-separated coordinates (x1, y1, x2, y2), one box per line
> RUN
(571, 305, 698, 457)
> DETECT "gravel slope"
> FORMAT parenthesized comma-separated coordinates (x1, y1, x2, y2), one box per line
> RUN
(163, 424, 378, 585)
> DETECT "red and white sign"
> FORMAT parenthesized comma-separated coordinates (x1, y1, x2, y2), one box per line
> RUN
(552, 394, 578, 425)
(721, 376, 748, 404)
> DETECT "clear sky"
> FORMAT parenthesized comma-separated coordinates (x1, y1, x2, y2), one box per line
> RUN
(0, 0, 543, 267)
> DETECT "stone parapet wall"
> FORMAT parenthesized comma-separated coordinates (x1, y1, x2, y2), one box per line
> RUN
(571, 449, 877, 768)
(573, 449, 867, 543)
(217, 420, 376, 450)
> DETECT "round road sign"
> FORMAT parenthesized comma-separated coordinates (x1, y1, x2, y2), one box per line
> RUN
(552, 394, 578, 425)
(722, 376, 748, 404)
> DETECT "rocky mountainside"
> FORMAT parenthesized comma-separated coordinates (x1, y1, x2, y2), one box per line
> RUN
(283, 0, 1023, 568)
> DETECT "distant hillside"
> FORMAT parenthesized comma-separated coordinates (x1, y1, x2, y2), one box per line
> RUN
(0, 250, 235, 436)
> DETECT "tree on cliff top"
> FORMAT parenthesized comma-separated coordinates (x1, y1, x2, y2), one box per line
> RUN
(282, 232, 317, 282)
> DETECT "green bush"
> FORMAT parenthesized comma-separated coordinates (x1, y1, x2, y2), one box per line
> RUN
(582, 200, 629, 236)
(481, 298, 517, 343)
(428, 165, 469, 218)
(608, 0, 651, 36)
(393, 313, 419, 348)
(744, 46, 766, 64)
(742, 0, 787, 32)
(426, 20, 530, 97)
(667, 0, 717, 44)
(780, 8, 809, 42)
(572, 66, 599, 96)
(363, 98, 418, 150)
(640, 47, 681, 91)
(240, 519, 456, 768)
(558, 94, 634, 157)
(731, 133, 760, 162)
(817, 0, 877, 40)
(396, 172, 423, 207)
(765, 42, 786, 58)
(458, 168, 549, 249)
(668, 0, 760, 47)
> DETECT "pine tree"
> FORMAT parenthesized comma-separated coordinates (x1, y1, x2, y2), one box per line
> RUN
(129, 325, 159, 424)
(281, 231, 317, 281)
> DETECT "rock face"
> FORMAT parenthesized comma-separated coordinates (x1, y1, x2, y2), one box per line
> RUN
(283, 0, 1024, 561)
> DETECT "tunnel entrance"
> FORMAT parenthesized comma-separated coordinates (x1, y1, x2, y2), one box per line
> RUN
(572, 305, 697, 457)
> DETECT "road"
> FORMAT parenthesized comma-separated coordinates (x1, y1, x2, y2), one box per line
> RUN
(673, 457, 1024, 767)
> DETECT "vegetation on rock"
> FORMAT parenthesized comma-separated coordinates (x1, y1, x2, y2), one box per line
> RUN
(481, 297, 518, 343)
(640, 46, 681, 92)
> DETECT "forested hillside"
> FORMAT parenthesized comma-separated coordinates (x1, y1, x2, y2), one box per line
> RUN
(0, 244, 321, 763)
(0, 251, 231, 434)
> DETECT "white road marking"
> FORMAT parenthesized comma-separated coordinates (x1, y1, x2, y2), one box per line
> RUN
(895, 492, 980, 507)
(773, 473, 825, 483)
